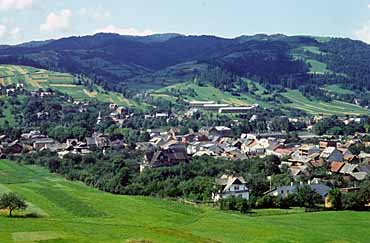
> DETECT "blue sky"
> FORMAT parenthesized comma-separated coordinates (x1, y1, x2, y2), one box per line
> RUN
(1, 0, 370, 44)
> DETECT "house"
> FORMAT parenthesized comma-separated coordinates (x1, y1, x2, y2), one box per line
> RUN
(33, 138, 59, 151)
(359, 151, 370, 163)
(116, 106, 128, 116)
(85, 133, 110, 149)
(208, 126, 233, 138)
(319, 141, 337, 150)
(5, 140, 23, 154)
(265, 182, 330, 199)
(6, 88, 15, 96)
(109, 103, 118, 110)
(330, 161, 345, 174)
(289, 165, 308, 178)
(141, 144, 189, 171)
(266, 145, 295, 158)
(320, 147, 343, 163)
(293, 144, 320, 157)
(181, 133, 208, 144)
(339, 163, 358, 175)
(213, 175, 249, 201)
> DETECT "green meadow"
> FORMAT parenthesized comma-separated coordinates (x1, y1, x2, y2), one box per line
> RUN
(322, 84, 356, 95)
(0, 159, 370, 243)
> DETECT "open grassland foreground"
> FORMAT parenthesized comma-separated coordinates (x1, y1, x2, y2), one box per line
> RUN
(0, 160, 368, 243)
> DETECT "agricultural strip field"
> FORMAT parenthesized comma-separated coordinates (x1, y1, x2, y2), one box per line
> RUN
(154, 82, 252, 106)
(0, 65, 140, 108)
(0, 159, 370, 243)
(282, 90, 370, 115)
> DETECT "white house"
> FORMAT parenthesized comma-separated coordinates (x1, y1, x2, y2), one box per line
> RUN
(213, 175, 249, 201)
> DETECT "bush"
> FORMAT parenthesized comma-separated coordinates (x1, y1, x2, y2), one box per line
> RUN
(220, 196, 250, 214)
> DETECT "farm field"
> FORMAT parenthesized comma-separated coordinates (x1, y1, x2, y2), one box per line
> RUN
(282, 90, 370, 115)
(152, 82, 370, 116)
(0, 159, 370, 243)
(0, 65, 139, 108)
(153, 82, 267, 107)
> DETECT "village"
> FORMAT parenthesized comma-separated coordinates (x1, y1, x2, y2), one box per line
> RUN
(1, 95, 370, 209)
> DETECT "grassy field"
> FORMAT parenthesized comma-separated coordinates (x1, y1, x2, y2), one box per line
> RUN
(154, 82, 251, 106)
(153, 81, 274, 107)
(0, 159, 370, 243)
(306, 59, 330, 74)
(282, 90, 370, 115)
(322, 84, 355, 95)
(152, 82, 370, 116)
(0, 65, 139, 108)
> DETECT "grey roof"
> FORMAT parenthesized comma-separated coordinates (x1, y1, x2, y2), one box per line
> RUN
(339, 163, 358, 174)
(350, 172, 368, 181)
(268, 183, 330, 198)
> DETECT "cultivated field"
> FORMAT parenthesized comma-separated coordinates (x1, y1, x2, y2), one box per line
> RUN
(0, 159, 370, 243)
(152, 81, 370, 116)
(154, 82, 253, 106)
(0, 65, 138, 107)
(282, 90, 370, 115)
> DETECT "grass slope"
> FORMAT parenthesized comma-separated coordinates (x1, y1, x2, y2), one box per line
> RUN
(322, 85, 355, 95)
(282, 90, 370, 115)
(0, 159, 370, 242)
(153, 82, 266, 107)
(0, 65, 139, 108)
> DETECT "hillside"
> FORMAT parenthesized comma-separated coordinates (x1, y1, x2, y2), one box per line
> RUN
(0, 65, 139, 108)
(151, 81, 370, 116)
(1, 33, 370, 93)
(0, 159, 369, 243)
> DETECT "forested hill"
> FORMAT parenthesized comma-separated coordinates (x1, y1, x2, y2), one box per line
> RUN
(0, 33, 370, 93)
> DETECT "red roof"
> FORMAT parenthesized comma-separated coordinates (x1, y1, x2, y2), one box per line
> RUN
(330, 161, 345, 173)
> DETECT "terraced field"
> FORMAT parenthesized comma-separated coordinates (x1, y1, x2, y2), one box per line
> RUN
(0, 159, 370, 243)
(0, 65, 138, 107)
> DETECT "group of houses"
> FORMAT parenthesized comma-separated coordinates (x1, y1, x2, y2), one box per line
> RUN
(0, 130, 124, 159)
(137, 126, 370, 185)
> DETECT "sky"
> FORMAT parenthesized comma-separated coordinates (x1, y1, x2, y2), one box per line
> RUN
(1, 0, 370, 44)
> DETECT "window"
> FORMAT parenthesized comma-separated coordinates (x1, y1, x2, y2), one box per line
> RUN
(234, 186, 240, 191)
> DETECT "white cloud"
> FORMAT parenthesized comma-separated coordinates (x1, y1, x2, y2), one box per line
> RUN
(95, 25, 155, 36)
(355, 22, 370, 44)
(9, 26, 20, 39)
(40, 9, 72, 33)
(0, 0, 32, 10)
(0, 25, 21, 41)
(368, 3, 370, 9)
(78, 6, 111, 20)
(0, 25, 6, 38)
